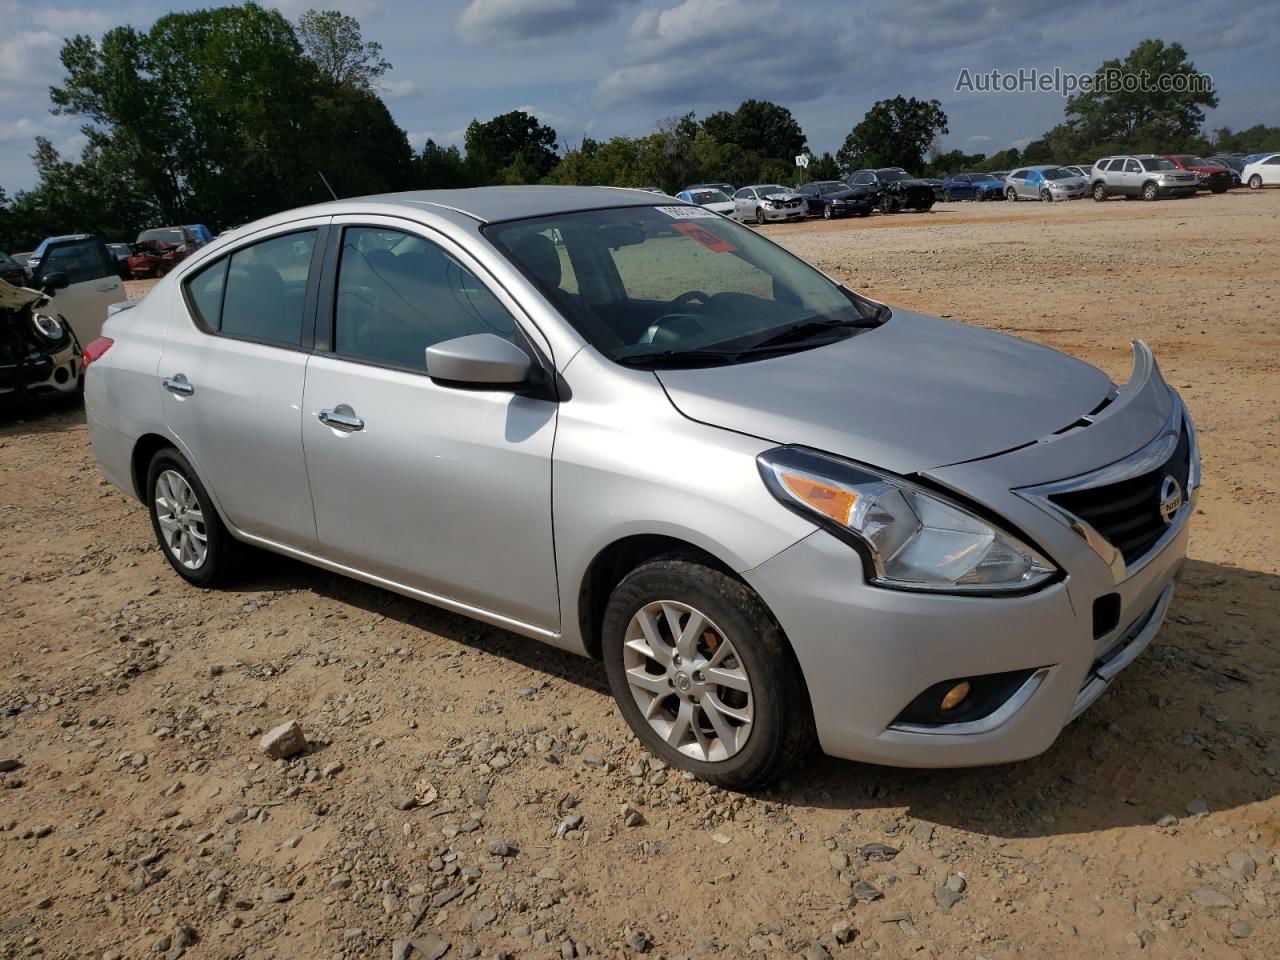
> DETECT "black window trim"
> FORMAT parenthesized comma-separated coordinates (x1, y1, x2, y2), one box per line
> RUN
(34, 235, 115, 285)
(179, 225, 327, 353)
(314, 220, 556, 392)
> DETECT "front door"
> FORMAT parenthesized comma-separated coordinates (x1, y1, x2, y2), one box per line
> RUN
(300, 219, 560, 632)
(157, 221, 327, 547)
(32, 237, 125, 345)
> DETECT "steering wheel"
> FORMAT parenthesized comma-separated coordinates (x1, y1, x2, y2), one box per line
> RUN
(671, 289, 711, 307)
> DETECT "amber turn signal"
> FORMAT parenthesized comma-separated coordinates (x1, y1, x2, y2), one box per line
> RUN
(940, 681, 971, 712)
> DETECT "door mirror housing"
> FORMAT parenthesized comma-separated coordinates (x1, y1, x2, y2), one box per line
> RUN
(426, 333, 533, 389)
(39, 271, 70, 294)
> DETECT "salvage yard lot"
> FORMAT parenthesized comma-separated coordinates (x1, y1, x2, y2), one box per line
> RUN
(1, 192, 1277, 959)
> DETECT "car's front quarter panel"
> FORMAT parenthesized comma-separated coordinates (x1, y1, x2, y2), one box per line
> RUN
(552, 347, 815, 656)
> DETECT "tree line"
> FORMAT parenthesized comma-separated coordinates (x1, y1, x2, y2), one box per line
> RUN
(1, 3, 1276, 253)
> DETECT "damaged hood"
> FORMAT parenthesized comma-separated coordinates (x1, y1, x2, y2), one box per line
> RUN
(655, 310, 1115, 475)
(0, 278, 44, 312)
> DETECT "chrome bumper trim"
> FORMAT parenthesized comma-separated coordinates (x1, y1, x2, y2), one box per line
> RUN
(887, 667, 1051, 737)
(1068, 584, 1173, 722)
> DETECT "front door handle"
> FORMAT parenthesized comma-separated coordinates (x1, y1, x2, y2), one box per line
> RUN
(163, 374, 194, 396)
(319, 407, 364, 432)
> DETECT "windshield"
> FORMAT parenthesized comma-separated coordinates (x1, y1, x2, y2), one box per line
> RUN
(971, 174, 999, 183)
(1042, 166, 1075, 180)
(755, 184, 786, 195)
(486, 206, 883, 367)
(1140, 158, 1176, 172)
(689, 190, 729, 204)
(878, 170, 910, 181)
(816, 181, 844, 193)
(138, 228, 185, 245)
(1176, 156, 1208, 166)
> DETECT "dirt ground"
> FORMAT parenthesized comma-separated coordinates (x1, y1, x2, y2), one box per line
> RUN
(2, 191, 1277, 960)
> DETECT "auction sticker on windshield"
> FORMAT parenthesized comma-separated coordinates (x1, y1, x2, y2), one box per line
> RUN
(671, 221, 737, 254)
(654, 205, 719, 218)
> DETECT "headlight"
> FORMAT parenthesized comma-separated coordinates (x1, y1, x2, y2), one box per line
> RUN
(758, 447, 1057, 593)
(31, 312, 65, 341)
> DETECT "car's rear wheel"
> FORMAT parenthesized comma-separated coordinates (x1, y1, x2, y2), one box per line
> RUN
(1142, 181, 1159, 201)
(602, 558, 812, 790)
(1249, 174, 1263, 189)
(147, 448, 236, 587)
(974, 190, 984, 202)
(1092, 183, 1108, 201)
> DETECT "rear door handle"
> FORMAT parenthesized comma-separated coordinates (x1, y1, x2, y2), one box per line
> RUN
(319, 407, 364, 432)
(163, 374, 194, 396)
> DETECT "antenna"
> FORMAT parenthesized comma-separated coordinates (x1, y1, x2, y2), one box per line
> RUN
(318, 171, 338, 201)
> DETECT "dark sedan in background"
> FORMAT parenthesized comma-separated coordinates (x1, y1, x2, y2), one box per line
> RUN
(797, 180, 873, 218)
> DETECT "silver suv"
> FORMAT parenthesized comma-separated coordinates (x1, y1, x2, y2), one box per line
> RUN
(83, 187, 1196, 789)
(1091, 155, 1197, 201)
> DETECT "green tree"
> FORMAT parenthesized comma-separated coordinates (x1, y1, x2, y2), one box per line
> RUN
(702, 100, 806, 164)
(464, 110, 558, 184)
(807, 151, 841, 181)
(984, 147, 1021, 170)
(416, 138, 469, 188)
(924, 149, 989, 177)
(837, 97, 948, 172)
(1064, 39, 1218, 151)
(297, 8, 390, 91)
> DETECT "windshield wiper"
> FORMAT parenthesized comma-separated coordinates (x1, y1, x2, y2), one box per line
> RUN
(736, 317, 877, 354)
(614, 349, 742, 368)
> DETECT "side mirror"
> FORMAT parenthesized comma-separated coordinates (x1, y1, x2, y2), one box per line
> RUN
(39, 271, 70, 294)
(426, 333, 532, 389)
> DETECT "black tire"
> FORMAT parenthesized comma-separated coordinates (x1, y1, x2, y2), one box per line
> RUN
(1006, 187, 1017, 202)
(1142, 181, 1159, 201)
(943, 190, 953, 202)
(1210, 185, 1227, 194)
(858, 207, 871, 217)
(755, 207, 765, 225)
(917, 201, 934, 212)
(146, 447, 237, 587)
(822, 204, 833, 220)
(974, 190, 984, 203)
(602, 558, 813, 790)
(1092, 182, 1108, 201)
(878, 195, 896, 214)
(1248, 174, 1262, 190)
(1040, 189, 1052, 203)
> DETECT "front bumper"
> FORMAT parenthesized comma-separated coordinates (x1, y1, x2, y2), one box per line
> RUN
(1157, 183, 1198, 197)
(0, 340, 80, 399)
(1049, 185, 1088, 200)
(760, 204, 806, 221)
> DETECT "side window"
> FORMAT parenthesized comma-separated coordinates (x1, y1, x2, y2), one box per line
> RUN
(1011, 169, 1028, 180)
(219, 231, 317, 346)
(1266, 156, 1280, 165)
(332, 227, 520, 372)
(852, 173, 870, 185)
(955, 175, 969, 183)
(185, 258, 228, 330)
(733, 189, 750, 200)
(1124, 160, 1141, 173)
(37, 239, 114, 283)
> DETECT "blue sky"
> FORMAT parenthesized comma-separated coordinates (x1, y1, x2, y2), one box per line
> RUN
(1, 0, 1277, 192)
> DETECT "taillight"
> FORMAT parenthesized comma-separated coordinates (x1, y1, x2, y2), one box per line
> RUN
(82, 337, 114, 371)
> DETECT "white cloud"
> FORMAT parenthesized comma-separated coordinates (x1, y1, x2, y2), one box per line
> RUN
(379, 78, 417, 99)
(28, 7, 114, 35)
(0, 30, 64, 104)
(457, 0, 636, 45)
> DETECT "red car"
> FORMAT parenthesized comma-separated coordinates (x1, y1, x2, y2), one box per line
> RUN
(1164, 155, 1233, 193)
(127, 226, 202, 278)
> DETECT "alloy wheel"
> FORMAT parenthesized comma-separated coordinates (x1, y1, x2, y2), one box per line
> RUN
(154, 469, 208, 569)
(621, 600, 754, 762)
(1250, 175, 1262, 189)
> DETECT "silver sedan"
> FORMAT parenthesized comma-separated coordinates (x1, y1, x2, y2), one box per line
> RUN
(84, 187, 1196, 788)
(732, 184, 807, 224)
(1004, 165, 1090, 201)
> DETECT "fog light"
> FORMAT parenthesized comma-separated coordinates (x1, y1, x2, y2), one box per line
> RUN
(940, 681, 971, 712)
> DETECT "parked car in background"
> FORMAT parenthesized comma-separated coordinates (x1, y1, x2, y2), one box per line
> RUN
(1242, 154, 1280, 189)
(1207, 156, 1244, 186)
(1090, 156, 1197, 201)
(675, 188, 735, 216)
(683, 182, 735, 198)
(635, 186, 667, 194)
(796, 180, 872, 218)
(106, 243, 132, 279)
(183, 224, 216, 246)
(987, 171, 1009, 182)
(127, 226, 205, 279)
(83, 186, 1198, 788)
(25, 234, 94, 277)
(846, 168, 935, 213)
(1064, 164, 1092, 179)
(0, 250, 26, 287)
(941, 173, 1004, 201)
(732, 184, 807, 223)
(1, 275, 83, 402)
(26, 234, 125, 345)
(1163, 155, 1232, 193)
(1004, 165, 1089, 202)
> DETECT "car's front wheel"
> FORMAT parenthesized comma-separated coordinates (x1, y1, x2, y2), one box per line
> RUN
(147, 448, 236, 587)
(1249, 174, 1263, 189)
(1142, 181, 1159, 201)
(1006, 187, 1017, 201)
(822, 204, 833, 219)
(1040, 189, 1053, 202)
(755, 207, 766, 225)
(602, 558, 812, 790)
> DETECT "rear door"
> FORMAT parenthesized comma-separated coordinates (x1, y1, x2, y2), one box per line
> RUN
(158, 219, 328, 547)
(1119, 159, 1141, 194)
(32, 237, 124, 345)
(300, 217, 560, 631)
